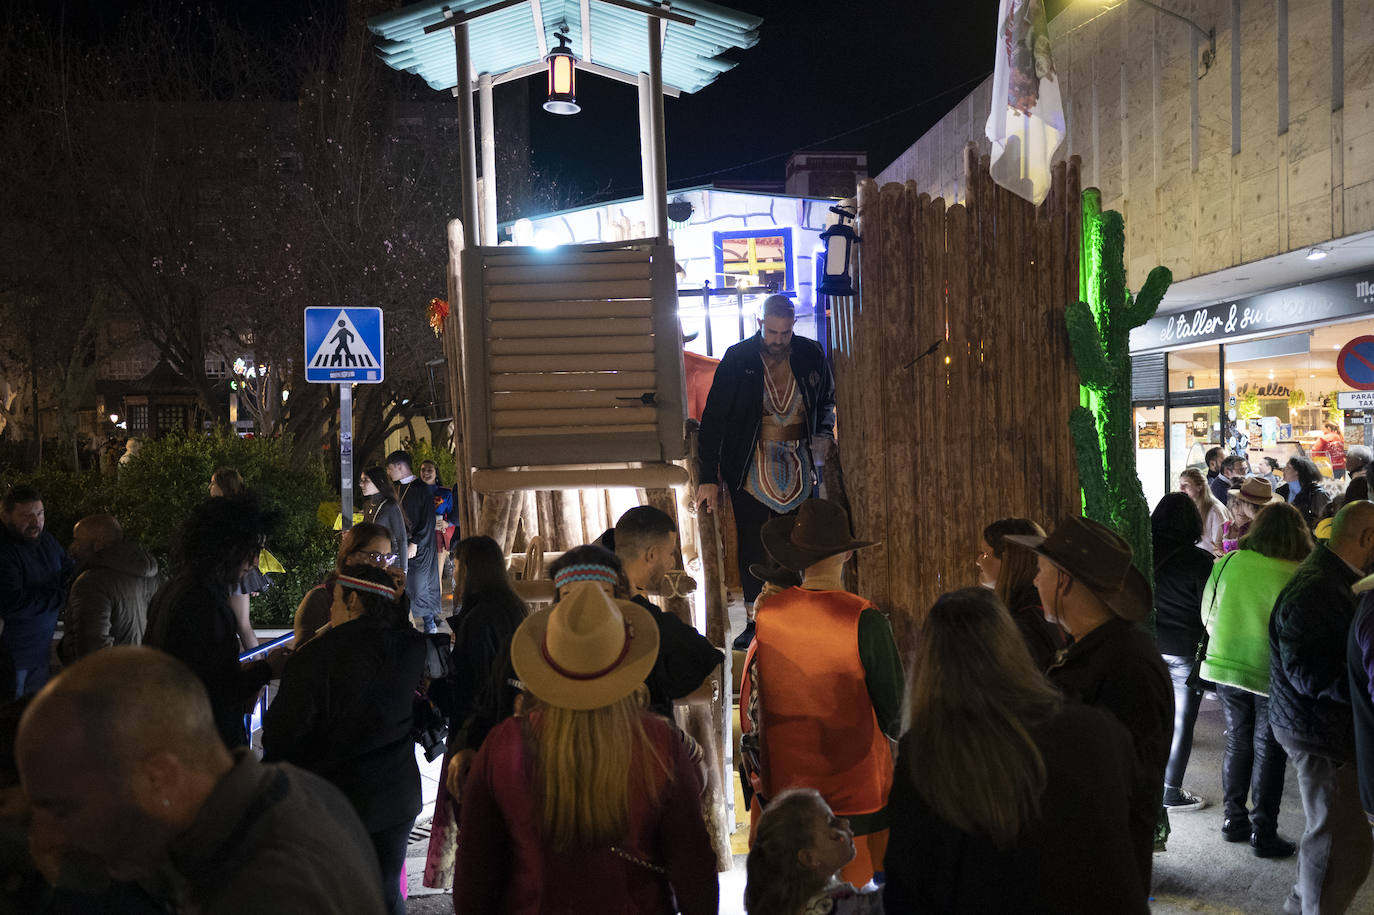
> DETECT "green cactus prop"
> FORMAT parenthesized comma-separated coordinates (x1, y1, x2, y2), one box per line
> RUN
(1067, 189, 1172, 580)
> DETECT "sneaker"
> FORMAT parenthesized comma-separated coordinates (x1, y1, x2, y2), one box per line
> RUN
(731, 621, 756, 651)
(1162, 788, 1207, 812)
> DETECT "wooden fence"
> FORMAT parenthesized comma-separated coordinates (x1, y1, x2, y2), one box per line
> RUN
(831, 149, 1084, 652)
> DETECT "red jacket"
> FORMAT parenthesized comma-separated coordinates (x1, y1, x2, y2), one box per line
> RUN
(454, 713, 718, 914)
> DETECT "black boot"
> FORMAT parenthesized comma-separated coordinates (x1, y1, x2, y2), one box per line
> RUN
(732, 621, 756, 651)
(1251, 831, 1297, 859)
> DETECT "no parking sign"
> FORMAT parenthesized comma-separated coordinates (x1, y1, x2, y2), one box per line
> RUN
(1337, 336, 1374, 391)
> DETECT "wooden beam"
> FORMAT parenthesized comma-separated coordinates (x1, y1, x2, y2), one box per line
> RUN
(591, 0, 696, 26)
(425, 0, 532, 33)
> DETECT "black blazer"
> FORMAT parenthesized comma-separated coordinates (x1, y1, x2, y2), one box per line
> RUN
(696, 332, 836, 490)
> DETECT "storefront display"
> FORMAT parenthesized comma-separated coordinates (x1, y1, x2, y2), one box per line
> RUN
(1131, 268, 1374, 505)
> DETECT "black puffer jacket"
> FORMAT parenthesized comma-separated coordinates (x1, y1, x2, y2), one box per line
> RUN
(60, 541, 160, 662)
(1269, 544, 1362, 761)
(697, 332, 835, 490)
(1153, 542, 1214, 658)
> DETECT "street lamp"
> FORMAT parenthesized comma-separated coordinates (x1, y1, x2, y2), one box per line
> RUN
(818, 204, 861, 297)
(543, 31, 579, 115)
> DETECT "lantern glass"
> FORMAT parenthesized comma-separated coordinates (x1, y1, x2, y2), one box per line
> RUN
(824, 233, 850, 278)
(544, 40, 580, 115)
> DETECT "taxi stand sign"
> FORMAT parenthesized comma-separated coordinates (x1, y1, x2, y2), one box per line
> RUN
(304, 306, 385, 531)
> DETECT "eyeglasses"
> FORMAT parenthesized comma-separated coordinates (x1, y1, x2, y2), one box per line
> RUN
(356, 550, 399, 567)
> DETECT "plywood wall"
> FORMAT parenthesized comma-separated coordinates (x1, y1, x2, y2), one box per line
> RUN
(877, 0, 1374, 290)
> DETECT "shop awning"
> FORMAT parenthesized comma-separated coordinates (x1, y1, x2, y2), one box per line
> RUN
(367, 0, 762, 95)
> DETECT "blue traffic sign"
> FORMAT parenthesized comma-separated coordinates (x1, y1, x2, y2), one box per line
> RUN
(1337, 336, 1374, 391)
(304, 307, 384, 384)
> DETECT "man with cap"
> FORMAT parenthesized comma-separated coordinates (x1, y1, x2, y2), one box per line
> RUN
(695, 294, 836, 650)
(740, 498, 903, 888)
(1012, 517, 1172, 900)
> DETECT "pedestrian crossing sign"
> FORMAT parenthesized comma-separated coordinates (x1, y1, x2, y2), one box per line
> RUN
(304, 307, 384, 384)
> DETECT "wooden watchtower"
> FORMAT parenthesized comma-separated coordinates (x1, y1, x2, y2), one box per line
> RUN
(368, 0, 763, 867)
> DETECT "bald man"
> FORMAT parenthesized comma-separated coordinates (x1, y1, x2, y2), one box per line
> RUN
(1269, 500, 1374, 914)
(17, 647, 386, 914)
(61, 514, 160, 662)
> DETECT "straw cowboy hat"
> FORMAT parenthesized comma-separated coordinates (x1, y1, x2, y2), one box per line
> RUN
(1229, 475, 1281, 506)
(510, 580, 659, 711)
(760, 498, 878, 571)
(1005, 516, 1152, 622)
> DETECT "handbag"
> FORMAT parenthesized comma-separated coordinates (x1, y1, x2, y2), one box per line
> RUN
(1187, 552, 1236, 692)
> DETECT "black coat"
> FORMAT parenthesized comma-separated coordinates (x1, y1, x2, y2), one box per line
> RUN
(696, 332, 835, 490)
(1276, 483, 1330, 530)
(1152, 542, 1215, 657)
(146, 575, 273, 749)
(1006, 584, 1062, 671)
(0, 527, 71, 669)
(262, 615, 426, 832)
(393, 479, 436, 563)
(1347, 593, 1374, 814)
(1047, 618, 1172, 899)
(631, 594, 725, 718)
(442, 592, 528, 754)
(1269, 544, 1361, 761)
(883, 702, 1146, 914)
(362, 495, 409, 574)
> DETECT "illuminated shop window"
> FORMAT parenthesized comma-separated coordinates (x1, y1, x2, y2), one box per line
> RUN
(714, 229, 793, 291)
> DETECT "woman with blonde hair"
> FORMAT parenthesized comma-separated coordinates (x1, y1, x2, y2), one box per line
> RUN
(454, 581, 716, 914)
(1179, 467, 1229, 555)
(883, 587, 1144, 912)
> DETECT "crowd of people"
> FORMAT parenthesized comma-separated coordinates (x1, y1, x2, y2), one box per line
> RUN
(7, 295, 1374, 915)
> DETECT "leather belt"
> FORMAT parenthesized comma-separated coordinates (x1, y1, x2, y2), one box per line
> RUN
(759, 423, 806, 442)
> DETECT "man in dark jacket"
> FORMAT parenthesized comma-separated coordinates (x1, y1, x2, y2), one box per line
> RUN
(1269, 500, 1374, 915)
(0, 485, 72, 697)
(17, 647, 386, 914)
(387, 449, 439, 633)
(60, 514, 159, 662)
(695, 295, 836, 648)
(1012, 517, 1172, 902)
(1349, 586, 1374, 839)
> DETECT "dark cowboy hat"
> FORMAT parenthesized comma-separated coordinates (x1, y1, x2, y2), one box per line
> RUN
(760, 499, 878, 570)
(1005, 517, 1152, 622)
(748, 559, 803, 589)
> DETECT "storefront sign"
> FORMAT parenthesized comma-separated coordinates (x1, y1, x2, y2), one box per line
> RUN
(1130, 269, 1374, 353)
(1337, 391, 1374, 409)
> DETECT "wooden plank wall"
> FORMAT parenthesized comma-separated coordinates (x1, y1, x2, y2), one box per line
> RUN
(832, 153, 1083, 653)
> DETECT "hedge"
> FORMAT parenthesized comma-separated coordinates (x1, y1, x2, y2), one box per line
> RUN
(1, 430, 338, 627)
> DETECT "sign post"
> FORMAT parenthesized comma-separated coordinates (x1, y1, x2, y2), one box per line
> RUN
(304, 307, 385, 531)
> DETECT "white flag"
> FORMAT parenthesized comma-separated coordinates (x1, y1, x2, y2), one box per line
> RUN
(985, 0, 1065, 206)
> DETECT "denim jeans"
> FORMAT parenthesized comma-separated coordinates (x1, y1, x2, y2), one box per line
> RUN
(1217, 684, 1287, 834)
(1278, 744, 1373, 915)
(1162, 653, 1203, 790)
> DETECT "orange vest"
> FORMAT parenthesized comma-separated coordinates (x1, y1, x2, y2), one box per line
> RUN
(746, 588, 893, 820)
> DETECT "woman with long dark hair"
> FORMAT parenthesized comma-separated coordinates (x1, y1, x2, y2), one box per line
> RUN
(424, 536, 529, 886)
(978, 518, 1060, 669)
(883, 588, 1144, 912)
(454, 581, 716, 914)
(1150, 492, 1215, 813)
(145, 494, 287, 749)
(1201, 501, 1312, 857)
(361, 465, 409, 574)
(1277, 456, 1329, 529)
(264, 562, 426, 915)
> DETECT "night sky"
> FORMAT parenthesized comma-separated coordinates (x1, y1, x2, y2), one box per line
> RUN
(42, 0, 1059, 198)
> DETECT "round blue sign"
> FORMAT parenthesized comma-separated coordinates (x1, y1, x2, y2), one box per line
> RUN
(1338, 336, 1374, 391)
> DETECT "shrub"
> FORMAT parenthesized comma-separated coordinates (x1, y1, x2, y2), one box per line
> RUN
(4, 429, 338, 628)
(406, 436, 456, 489)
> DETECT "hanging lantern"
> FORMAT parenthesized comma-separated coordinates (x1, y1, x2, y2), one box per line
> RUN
(543, 32, 580, 115)
(817, 205, 861, 296)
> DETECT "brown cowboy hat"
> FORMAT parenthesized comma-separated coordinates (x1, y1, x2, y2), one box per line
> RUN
(747, 559, 803, 589)
(1228, 475, 1281, 506)
(1005, 516, 1152, 622)
(760, 499, 878, 570)
(510, 580, 659, 711)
